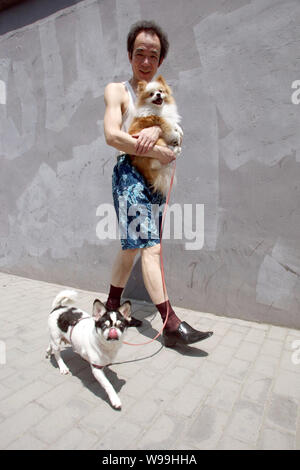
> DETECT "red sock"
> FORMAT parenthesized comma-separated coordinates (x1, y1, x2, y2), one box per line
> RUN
(155, 300, 181, 332)
(106, 284, 124, 311)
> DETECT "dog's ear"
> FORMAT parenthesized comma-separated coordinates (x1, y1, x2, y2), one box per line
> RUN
(137, 80, 147, 94)
(92, 299, 107, 321)
(156, 75, 167, 87)
(118, 301, 131, 320)
(156, 75, 172, 95)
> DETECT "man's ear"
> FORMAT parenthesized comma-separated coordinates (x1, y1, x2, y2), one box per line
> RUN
(92, 299, 107, 321)
(118, 301, 131, 320)
(137, 80, 147, 94)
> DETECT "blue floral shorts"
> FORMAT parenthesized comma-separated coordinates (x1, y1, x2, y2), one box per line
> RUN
(112, 154, 166, 250)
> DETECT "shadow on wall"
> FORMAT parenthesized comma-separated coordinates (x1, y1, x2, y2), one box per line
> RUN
(0, 0, 85, 35)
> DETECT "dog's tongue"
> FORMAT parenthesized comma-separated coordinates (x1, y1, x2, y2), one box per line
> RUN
(108, 328, 118, 340)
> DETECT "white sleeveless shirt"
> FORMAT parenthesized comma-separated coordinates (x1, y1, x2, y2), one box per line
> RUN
(116, 81, 137, 157)
(121, 80, 136, 132)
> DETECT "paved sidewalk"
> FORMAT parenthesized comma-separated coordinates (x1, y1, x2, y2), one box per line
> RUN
(0, 271, 299, 450)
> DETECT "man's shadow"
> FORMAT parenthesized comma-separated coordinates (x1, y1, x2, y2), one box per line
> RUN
(48, 349, 125, 410)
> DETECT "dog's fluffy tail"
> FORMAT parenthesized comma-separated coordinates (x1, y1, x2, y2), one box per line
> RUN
(51, 289, 78, 310)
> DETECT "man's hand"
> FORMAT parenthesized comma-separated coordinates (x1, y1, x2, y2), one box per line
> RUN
(133, 126, 161, 155)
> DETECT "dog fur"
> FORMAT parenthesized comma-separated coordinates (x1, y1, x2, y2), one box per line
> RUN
(46, 290, 131, 410)
(128, 75, 183, 195)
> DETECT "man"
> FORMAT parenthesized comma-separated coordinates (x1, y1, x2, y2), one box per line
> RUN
(103, 21, 213, 347)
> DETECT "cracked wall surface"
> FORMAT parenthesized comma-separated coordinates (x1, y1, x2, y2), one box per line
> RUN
(1, 0, 300, 328)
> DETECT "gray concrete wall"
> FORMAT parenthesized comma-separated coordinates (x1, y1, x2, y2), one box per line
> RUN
(1, 0, 300, 328)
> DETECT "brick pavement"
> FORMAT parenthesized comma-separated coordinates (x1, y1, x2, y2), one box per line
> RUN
(0, 271, 299, 450)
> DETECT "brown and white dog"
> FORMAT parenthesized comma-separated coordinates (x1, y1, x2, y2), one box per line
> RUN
(128, 75, 183, 195)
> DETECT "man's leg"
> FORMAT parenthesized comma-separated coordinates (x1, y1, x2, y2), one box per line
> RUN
(140, 244, 164, 305)
(110, 247, 139, 288)
(141, 243, 213, 346)
(106, 247, 142, 327)
(140, 244, 181, 331)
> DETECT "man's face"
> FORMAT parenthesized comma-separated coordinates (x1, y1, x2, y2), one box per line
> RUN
(129, 31, 162, 83)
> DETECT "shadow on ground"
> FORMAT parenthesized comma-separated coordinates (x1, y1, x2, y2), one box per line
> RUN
(133, 317, 210, 358)
(48, 348, 126, 410)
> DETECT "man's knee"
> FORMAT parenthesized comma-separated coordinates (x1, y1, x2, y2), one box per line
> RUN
(141, 243, 161, 261)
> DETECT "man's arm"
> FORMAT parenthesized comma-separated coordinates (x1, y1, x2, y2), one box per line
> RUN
(103, 83, 175, 164)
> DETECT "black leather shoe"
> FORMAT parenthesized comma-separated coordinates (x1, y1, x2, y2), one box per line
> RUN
(128, 316, 143, 328)
(163, 321, 213, 347)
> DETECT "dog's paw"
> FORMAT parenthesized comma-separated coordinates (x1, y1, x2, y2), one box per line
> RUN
(170, 146, 181, 156)
(111, 395, 122, 410)
(59, 366, 70, 375)
(45, 345, 52, 359)
(170, 125, 183, 144)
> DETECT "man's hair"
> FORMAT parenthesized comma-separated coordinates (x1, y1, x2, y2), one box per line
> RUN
(127, 20, 169, 64)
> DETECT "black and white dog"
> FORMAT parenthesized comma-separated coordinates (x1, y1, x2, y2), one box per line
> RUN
(46, 290, 131, 410)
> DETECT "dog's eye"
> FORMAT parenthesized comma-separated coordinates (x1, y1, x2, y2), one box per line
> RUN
(150, 92, 154, 97)
(159, 89, 163, 93)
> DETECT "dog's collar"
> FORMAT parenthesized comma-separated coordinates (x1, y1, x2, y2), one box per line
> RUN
(91, 363, 107, 370)
(92, 362, 113, 370)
